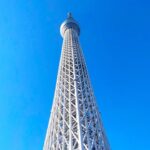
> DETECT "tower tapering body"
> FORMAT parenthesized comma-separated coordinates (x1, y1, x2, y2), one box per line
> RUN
(43, 13, 110, 150)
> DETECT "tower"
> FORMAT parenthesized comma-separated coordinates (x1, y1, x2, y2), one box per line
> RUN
(43, 13, 110, 150)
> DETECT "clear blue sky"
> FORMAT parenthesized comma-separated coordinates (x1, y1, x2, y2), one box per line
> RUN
(0, 0, 150, 149)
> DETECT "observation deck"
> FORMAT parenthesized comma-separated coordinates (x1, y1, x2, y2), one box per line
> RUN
(60, 13, 80, 37)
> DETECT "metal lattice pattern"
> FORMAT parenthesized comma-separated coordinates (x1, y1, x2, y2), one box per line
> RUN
(43, 14, 110, 150)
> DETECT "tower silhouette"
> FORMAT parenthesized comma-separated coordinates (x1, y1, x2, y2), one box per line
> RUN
(43, 13, 110, 150)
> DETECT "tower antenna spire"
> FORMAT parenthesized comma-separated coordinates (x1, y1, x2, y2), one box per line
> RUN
(67, 12, 72, 18)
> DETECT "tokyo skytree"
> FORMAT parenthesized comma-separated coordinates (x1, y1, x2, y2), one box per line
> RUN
(43, 13, 110, 150)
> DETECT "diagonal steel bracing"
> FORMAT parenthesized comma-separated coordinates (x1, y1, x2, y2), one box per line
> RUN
(43, 13, 110, 150)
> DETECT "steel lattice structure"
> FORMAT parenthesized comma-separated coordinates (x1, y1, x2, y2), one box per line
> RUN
(43, 13, 110, 150)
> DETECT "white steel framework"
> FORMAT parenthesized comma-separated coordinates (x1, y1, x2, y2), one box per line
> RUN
(43, 13, 110, 150)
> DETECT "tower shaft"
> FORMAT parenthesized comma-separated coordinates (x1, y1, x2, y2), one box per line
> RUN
(43, 14, 110, 150)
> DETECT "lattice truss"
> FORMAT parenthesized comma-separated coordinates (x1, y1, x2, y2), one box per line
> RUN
(43, 28, 110, 150)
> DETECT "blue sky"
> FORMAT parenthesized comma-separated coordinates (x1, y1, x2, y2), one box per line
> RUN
(0, 0, 150, 150)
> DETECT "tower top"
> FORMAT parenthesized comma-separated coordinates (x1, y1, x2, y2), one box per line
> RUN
(67, 12, 72, 18)
(60, 13, 80, 37)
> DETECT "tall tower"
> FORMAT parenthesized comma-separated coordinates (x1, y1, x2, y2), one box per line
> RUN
(43, 13, 110, 150)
